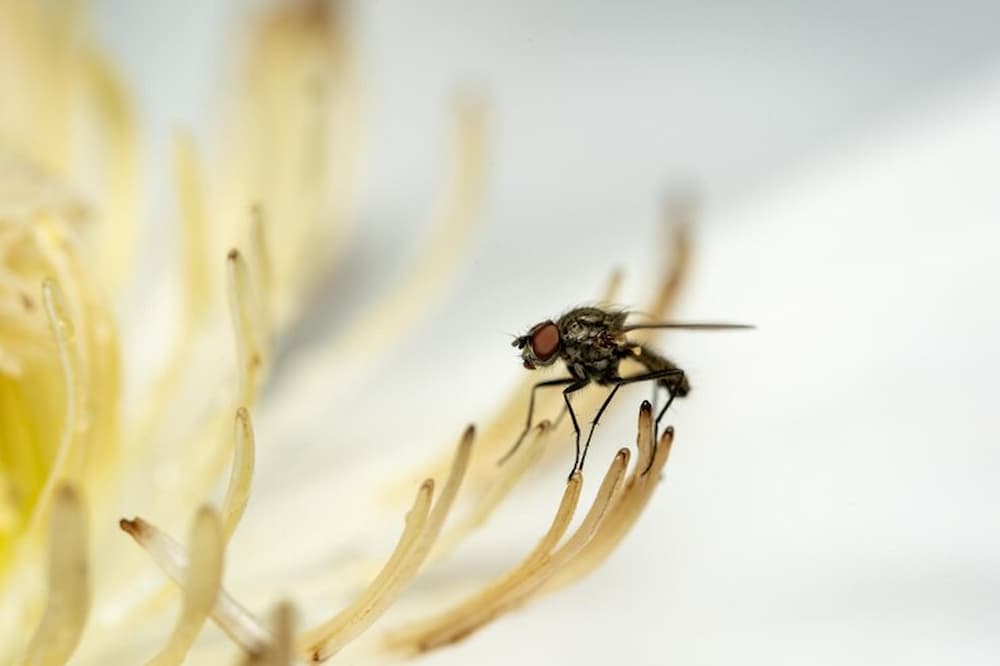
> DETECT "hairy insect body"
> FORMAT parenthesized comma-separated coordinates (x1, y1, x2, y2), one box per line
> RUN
(507, 304, 748, 475)
(556, 307, 629, 384)
(556, 308, 690, 395)
(632, 344, 690, 396)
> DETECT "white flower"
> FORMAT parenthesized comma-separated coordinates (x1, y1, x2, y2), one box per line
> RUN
(0, 1, 689, 663)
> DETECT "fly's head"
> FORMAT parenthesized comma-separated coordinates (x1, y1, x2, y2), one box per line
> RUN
(513, 320, 562, 370)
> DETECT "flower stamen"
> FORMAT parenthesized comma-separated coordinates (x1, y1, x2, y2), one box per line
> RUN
(173, 132, 212, 321)
(546, 408, 675, 592)
(292, 94, 488, 395)
(227, 248, 265, 407)
(146, 507, 224, 666)
(386, 448, 631, 652)
(430, 421, 551, 564)
(299, 426, 474, 661)
(222, 407, 256, 543)
(119, 515, 271, 655)
(238, 602, 296, 666)
(25, 280, 81, 536)
(22, 484, 90, 665)
(298, 480, 434, 662)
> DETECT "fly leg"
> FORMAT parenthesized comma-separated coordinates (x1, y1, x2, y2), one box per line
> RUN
(498, 377, 577, 465)
(577, 369, 686, 475)
(654, 369, 687, 442)
(562, 380, 590, 479)
(578, 384, 622, 472)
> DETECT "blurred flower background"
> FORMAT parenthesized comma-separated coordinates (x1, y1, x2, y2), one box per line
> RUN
(4, 0, 1000, 664)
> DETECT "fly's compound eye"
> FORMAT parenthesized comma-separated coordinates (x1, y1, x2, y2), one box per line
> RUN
(529, 321, 561, 361)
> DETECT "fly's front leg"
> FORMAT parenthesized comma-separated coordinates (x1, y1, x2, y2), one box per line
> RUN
(562, 380, 589, 479)
(578, 383, 622, 472)
(498, 377, 577, 465)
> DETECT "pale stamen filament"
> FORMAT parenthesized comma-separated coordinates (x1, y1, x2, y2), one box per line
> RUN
(386, 449, 629, 652)
(222, 407, 256, 543)
(236, 602, 297, 666)
(119, 515, 272, 655)
(299, 427, 474, 661)
(80, 45, 139, 293)
(227, 249, 264, 408)
(146, 507, 224, 666)
(22, 484, 90, 665)
(25, 280, 80, 535)
(546, 408, 676, 592)
(249, 206, 274, 348)
(296, 480, 434, 662)
(111, 404, 258, 639)
(173, 133, 212, 320)
(296, 95, 488, 395)
(128, 132, 211, 451)
(429, 421, 551, 564)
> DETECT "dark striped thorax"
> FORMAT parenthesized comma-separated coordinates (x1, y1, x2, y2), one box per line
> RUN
(556, 306, 633, 384)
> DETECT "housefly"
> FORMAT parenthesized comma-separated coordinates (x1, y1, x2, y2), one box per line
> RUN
(503, 306, 752, 476)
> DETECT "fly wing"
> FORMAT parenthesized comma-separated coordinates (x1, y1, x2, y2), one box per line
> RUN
(622, 321, 754, 332)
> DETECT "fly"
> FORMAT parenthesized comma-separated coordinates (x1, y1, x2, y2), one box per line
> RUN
(503, 305, 752, 477)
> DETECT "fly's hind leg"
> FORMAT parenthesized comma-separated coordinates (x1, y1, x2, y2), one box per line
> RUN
(651, 369, 687, 474)
(653, 370, 687, 437)
(585, 368, 687, 475)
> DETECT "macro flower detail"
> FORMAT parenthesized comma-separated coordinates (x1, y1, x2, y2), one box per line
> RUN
(0, 1, 696, 664)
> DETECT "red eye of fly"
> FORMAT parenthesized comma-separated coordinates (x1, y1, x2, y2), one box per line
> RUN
(529, 321, 560, 360)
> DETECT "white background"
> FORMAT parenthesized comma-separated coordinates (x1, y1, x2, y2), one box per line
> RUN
(92, 2, 1000, 664)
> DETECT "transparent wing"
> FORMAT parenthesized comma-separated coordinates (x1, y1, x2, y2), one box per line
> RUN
(622, 321, 754, 332)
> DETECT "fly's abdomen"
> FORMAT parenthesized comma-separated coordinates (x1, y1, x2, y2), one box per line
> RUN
(634, 344, 690, 396)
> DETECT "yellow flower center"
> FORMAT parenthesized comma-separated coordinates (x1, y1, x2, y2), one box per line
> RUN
(0, 154, 120, 577)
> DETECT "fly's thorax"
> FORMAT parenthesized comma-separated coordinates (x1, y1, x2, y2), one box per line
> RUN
(556, 307, 628, 377)
(556, 307, 625, 339)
